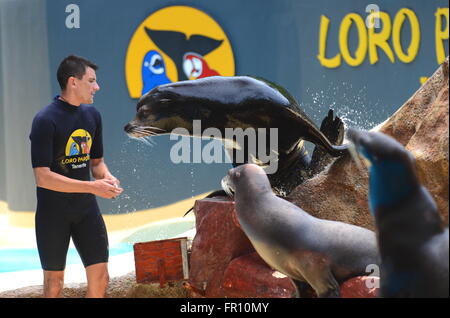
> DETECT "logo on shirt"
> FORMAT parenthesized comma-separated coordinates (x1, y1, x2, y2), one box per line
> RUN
(65, 129, 92, 156)
(61, 129, 92, 169)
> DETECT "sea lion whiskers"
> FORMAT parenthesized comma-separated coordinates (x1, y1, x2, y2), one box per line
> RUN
(221, 175, 234, 197)
(132, 128, 156, 137)
(130, 126, 166, 138)
(141, 125, 166, 132)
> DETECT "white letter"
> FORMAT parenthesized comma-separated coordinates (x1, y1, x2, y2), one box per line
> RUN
(202, 128, 223, 164)
(225, 128, 257, 164)
(65, 4, 80, 29)
(365, 264, 380, 289)
(170, 128, 191, 163)
(258, 128, 278, 174)
(192, 120, 202, 163)
(365, 4, 380, 29)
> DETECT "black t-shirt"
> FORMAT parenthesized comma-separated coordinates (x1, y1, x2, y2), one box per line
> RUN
(30, 96, 103, 200)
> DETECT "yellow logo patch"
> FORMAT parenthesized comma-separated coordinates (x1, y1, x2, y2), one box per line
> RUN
(125, 5, 235, 98)
(65, 129, 92, 157)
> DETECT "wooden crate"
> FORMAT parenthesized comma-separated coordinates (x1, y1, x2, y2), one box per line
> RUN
(133, 237, 189, 287)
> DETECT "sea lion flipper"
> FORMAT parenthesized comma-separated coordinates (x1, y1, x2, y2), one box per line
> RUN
(183, 189, 229, 217)
(319, 109, 344, 146)
(309, 110, 346, 176)
(291, 279, 316, 298)
(306, 267, 341, 298)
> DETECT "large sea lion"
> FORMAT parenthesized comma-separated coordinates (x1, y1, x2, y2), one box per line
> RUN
(124, 76, 348, 196)
(347, 129, 449, 298)
(224, 163, 380, 298)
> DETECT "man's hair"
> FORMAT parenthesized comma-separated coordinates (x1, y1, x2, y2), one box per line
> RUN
(57, 55, 98, 90)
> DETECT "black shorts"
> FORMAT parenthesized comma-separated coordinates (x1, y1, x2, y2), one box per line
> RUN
(35, 188, 109, 271)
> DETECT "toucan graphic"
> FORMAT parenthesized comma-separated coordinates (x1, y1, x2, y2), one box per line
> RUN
(183, 52, 219, 79)
(70, 135, 90, 155)
(141, 50, 171, 95)
(144, 27, 223, 81)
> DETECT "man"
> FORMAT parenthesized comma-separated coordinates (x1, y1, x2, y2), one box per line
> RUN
(29, 55, 123, 298)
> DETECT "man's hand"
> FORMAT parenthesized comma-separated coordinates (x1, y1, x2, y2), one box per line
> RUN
(90, 178, 123, 199)
(90, 158, 123, 199)
(103, 172, 121, 188)
(33, 167, 123, 199)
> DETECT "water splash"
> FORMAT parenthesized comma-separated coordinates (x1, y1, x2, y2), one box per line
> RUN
(106, 138, 159, 230)
(305, 81, 386, 131)
(190, 166, 195, 198)
(128, 135, 157, 148)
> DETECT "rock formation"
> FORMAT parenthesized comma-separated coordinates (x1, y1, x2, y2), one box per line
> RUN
(288, 57, 449, 230)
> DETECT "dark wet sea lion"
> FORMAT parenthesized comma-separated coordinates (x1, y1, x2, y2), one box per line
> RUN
(347, 129, 449, 298)
(225, 163, 380, 298)
(125, 76, 347, 195)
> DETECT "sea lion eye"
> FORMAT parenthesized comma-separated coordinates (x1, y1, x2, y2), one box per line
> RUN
(138, 105, 151, 118)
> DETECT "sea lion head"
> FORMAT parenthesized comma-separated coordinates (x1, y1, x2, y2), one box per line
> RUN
(347, 129, 415, 166)
(347, 128, 420, 213)
(124, 81, 199, 138)
(222, 163, 273, 197)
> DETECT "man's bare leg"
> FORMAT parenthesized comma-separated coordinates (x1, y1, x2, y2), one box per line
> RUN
(43, 270, 64, 298)
(85, 262, 109, 298)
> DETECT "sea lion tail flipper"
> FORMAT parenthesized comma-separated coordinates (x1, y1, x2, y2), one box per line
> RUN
(320, 109, 345, 146)
(309, 109, 346, 175)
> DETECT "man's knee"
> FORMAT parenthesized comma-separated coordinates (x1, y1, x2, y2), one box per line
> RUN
(43, 271, 64, 297)
(86, 263, 109, 297)
(98, 270, 110, 286)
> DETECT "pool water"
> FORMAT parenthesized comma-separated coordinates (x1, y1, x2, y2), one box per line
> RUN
(0, 243, 133, 273)
(0, 217, 195, 273)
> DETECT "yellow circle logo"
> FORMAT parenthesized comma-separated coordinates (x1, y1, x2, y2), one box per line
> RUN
(65, 129, 92, 157)
(125, 6, 235, 98)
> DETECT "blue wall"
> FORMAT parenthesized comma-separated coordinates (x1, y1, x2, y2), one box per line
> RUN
(3, 0, 447, 213)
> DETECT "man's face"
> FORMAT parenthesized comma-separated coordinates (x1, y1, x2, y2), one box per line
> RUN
(74, 67, 100, 104)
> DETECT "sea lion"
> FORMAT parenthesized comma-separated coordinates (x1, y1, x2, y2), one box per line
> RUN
(347, 129, 449, 298)
(224, 163, 380, 298)
(124, 75, 347, 196)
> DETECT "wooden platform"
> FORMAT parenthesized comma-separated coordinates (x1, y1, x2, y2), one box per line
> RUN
(134, 237, 189, 287)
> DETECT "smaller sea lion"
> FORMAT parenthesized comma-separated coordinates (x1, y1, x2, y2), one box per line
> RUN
(225, 163, 380, 298)
(347, 129, 449, 298)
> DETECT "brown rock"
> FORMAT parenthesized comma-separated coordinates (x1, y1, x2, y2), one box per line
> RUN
(404, 86, 449, 224)
(380, 57, 449, 224)
(222, 252, 296, 298)
(340, 276, 380, 298)
(187, 197, 255, 297)
(288, 155, 374, 230)
(288, 57, 449, 229)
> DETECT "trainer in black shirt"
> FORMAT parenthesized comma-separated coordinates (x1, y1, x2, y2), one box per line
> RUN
(29, 55, 123, 298)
